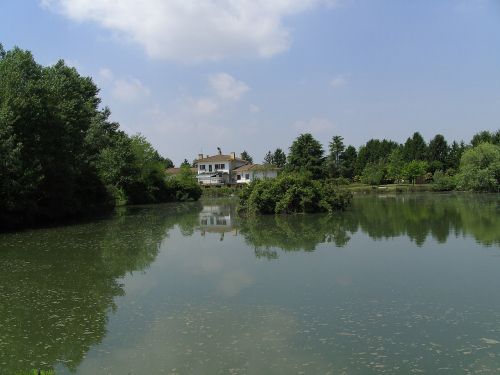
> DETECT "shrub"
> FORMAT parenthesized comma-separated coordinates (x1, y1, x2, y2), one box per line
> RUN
(431, 170, 457, 191)
(238, 173, 352, 215)
(456, 143, 500, 192)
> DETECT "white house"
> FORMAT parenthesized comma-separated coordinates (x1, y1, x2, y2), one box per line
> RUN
(195, 151, 248, 185)
(233, 164, 279, 184)
(194, 149, 279, 186)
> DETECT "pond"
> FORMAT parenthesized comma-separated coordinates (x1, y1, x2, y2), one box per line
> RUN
(0, 193, 499, 374)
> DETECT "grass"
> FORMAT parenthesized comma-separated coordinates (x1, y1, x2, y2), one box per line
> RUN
(15, 371, 55, 375)
(346, 183, 434, 193)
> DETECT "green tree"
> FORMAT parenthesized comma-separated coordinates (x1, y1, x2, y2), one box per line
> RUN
(286, 133, 325, 179)
(240, 150, 253, 164)
(427, 134, 448, 172)
(386, 147, 405, 183)
(327, 135, 345, 178)
(180, 158, 190, 167)
(272, 148, 287, 168)
(402, 132, 427, 162)
(361, 162, 386, 185)
(355, 139, 398, 176)
(457, 143, 500, 192)
(403, 160, 428, 184)
(471, 130, 500, 147)
(445, 141, 466, 172)
(263, 150, 274, 164)
(339, 145, 357, 180)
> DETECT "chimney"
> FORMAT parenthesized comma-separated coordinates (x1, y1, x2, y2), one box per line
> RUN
(198, 153, 203, 160)
(230, 152, 236, 160)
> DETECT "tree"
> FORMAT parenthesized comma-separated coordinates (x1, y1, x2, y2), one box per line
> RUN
(471, 130, 500, 147)
(355, 139, 398, 175)
(446, 141, 466, 172)
(263, 150, 274, 164)
(240, 150, 253, 164)
(386, 147, 405, 183)
(403, 160, 428, 185)
(427, 134, 448, 172)
(273, 148, 287, 168)
(339, 145, 357, 180)
(457, 143, 500, 192)
(327, 135, 345, 178)
(181, 159, 191, 167)
(286, 133, 325, 179)
(361, 162, 385, 185)
(402, 132, 427, 162)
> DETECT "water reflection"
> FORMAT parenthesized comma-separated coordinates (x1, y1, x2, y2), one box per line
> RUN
(0, 202, 201, 374)
(193, 194, 499, 254)
(0, 194, 498, 374)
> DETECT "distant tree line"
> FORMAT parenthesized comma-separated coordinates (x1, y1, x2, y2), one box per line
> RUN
(0, 45, 200, 229)
(258, 130, 499, 193)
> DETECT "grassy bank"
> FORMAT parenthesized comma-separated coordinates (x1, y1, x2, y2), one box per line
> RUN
(346, 183, 435, 194)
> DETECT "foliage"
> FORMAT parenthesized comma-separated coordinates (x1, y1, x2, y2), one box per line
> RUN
(263, 150, 273, 164)
(427, 134, 448, 172)
(471, 130, 500, 147)
(240, 150, 253, 163)
(164, 165, 203, 201)
(238, 172, 352, 215)
(327, 135, 345, 178)
(272, 148, 287, 168)
(402, 160, 428, 184)
(286, 133, 325, 179)
(361, 162, 386, 185)
(402, 132, 427, 162)
(386, 147, 405, 183)
(0, 45, 198, 229)
(431, 170, 457, 191)
(339, 145, 357, 180)
(355, 139, 398, 176)
(456, 142, 500, 192)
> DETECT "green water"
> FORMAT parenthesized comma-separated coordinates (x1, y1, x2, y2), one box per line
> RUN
(0, 193, 499, 374)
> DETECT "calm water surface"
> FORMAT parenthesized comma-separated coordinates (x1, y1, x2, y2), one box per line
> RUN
(1, 193, 499, 374)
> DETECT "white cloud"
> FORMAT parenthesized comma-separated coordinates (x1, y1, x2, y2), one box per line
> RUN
(293, 117, 336, 134)
(41, 0, 335, 61)
(111, 78, 150, 102)
(209, 73, 249, 100)
(249, 104, 261, 113)
(331, 74, 348, 87)
(98, 67, 114, 83)
(193, 97, 219, 115)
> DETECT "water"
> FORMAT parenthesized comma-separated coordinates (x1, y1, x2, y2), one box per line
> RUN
(0, 193, 499, 374)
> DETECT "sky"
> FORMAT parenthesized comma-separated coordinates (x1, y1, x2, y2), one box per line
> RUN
(1, 0, 499, 165)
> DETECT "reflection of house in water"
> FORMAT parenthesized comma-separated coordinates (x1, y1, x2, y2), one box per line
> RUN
(198, 205, 238, 241)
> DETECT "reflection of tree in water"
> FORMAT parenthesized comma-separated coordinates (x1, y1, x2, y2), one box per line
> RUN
(0, 202, 202, 374)
(213, 194, 499, 257)
(353, 194, 500, 247)
(239, 214, 357, 259)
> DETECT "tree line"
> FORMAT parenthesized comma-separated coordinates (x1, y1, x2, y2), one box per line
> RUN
(0, 45, 200, 229)
(256, 130, 499, 192)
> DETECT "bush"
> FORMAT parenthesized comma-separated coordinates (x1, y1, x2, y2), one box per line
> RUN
(164, 166, 202, 202)
(431, 170, 457, 191)
(456, 143, 500, 192)
(238, 173, 352, 215)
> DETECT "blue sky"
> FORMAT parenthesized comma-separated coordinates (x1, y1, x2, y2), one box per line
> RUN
(1, 0, 499, 164)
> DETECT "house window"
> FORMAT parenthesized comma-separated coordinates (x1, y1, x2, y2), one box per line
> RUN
(220, 163, 225, 169)
(199, 165, 206, 170)
(209, 165, 212, 172)
(245, 174, 250, 180)
(237, 175, 241, 180)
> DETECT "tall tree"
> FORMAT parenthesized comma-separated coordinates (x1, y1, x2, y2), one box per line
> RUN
(263, 150, 274, 164)
(272, 148, 287, 168)
(339, 145, 357, 180)
(446, 141, 466, 171)
(240, 150, 253, 164)
(286, 133, 325, 179)
(427, 134, 448, 172)
(457, 143, 500, 192)
(327, 135, 345, 178)
(402, 132, 427, 162)
(471, 130, 500, 146)
(355, 139, 398, 176)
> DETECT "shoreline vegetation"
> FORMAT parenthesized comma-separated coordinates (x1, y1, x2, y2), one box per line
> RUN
(0, 45, 201, 230)
(1, 44, 499, 229)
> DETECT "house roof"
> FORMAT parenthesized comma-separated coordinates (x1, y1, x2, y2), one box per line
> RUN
(195, 154, 247, 163)
(165, 167, 197, 175)
(233, 164, 279, 172)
